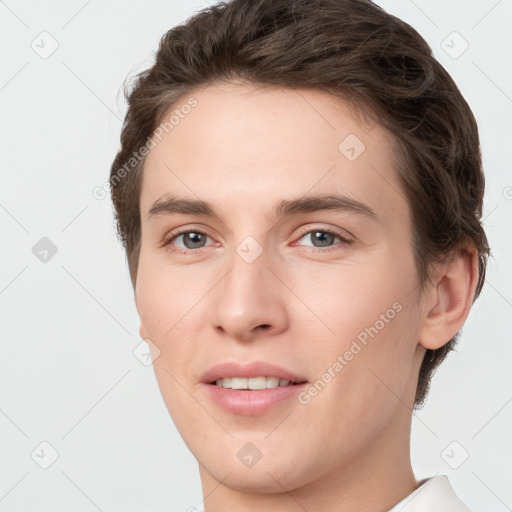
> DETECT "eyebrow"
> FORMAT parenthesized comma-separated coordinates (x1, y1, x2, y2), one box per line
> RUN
(147, 193, 378, 222)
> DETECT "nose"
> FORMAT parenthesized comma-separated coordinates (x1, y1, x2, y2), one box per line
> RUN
(210, 246, 289, 342)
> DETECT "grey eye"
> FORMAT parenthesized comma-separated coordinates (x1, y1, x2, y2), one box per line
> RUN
(298, 231, 339, 248)
(175, 231, 210, 249)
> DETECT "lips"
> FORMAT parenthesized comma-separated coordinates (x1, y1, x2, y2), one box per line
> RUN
(200, 361, 308, 385)
(200, 361, 309, 415)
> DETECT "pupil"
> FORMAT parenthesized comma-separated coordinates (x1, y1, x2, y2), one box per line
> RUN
(312, 231, 334, 247)
(184, 232, 204, 249)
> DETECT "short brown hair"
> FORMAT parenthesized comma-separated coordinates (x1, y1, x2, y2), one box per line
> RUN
(109, 0, 490, 407)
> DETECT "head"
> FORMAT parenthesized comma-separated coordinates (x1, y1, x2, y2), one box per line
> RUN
(109, 0, 489, 496)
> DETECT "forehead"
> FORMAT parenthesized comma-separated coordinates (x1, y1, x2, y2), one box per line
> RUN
(140, 82, 407, 225)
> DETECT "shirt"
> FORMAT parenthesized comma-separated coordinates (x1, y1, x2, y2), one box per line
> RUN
(389, 475, 471, 511)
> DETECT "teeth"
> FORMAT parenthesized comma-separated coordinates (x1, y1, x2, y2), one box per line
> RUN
(215, 376, 297, 389)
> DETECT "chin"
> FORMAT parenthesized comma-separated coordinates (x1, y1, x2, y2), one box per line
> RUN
(211, 465, 305, 494)
(197, 446, 322, 495)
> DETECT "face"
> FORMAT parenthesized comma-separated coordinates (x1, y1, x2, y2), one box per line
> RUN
(135, 82, 427, 493)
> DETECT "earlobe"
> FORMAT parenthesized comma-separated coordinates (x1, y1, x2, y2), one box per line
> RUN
(418, 246, 479, 350)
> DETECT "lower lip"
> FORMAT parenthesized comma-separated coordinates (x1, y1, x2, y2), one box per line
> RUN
(201, 382, 308, 415)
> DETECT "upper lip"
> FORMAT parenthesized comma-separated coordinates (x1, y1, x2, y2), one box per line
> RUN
(201, 361, 308, 384)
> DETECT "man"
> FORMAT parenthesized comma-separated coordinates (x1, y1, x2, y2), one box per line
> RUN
(109, 0, 490, 510)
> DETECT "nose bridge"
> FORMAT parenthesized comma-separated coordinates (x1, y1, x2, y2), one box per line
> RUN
(221, 241, 271, 313)
(210, 237, 288, 339)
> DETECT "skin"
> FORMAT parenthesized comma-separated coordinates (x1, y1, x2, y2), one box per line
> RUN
(134, 82, 479, 511)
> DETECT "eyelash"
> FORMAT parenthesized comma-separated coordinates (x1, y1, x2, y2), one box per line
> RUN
(161, 226, 353, 255)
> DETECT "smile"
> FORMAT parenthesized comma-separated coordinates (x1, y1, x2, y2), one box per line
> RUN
(214, 376, 299, 389)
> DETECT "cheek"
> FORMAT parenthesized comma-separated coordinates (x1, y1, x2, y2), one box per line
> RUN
(136, 262, 206, 430)
(297, 307, 420, 462)
(290, 255, 413, 349)
(290, 253, 419, 409)
(135, 257, 209, 405)
(136, 250, 207, 337)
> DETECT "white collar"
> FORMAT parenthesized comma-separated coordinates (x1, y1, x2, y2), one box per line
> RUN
(389, 475, 471, 511)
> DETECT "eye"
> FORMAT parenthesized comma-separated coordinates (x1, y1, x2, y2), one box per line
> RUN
(162, 228, 214, 252)
(295, 228, 353, 250)
(161, 226, 353, 254)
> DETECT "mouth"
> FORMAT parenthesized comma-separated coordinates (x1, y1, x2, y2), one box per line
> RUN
(200, 361, 308, 415)
(201, 360, 308, 387)
(210, 376, 306, 389)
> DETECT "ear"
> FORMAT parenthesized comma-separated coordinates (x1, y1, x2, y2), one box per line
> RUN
(418, 245, 480, 350)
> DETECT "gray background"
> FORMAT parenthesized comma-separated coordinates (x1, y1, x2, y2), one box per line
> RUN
(1, 0, 511, 510)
